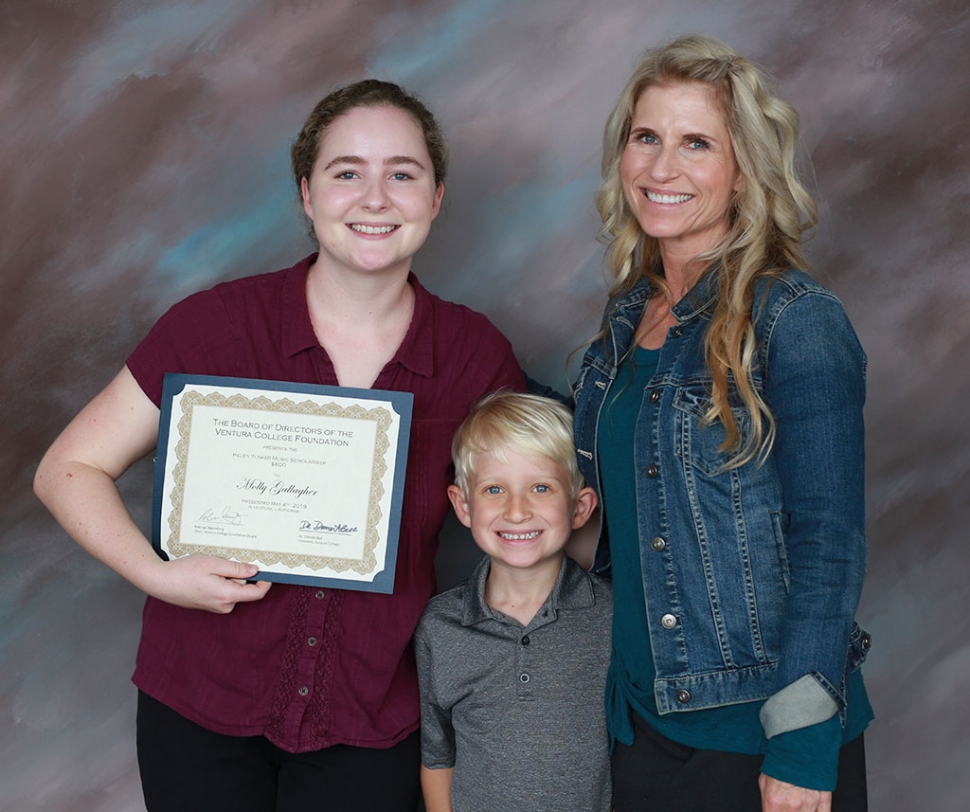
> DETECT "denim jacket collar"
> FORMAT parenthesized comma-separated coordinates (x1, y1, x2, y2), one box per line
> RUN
(604, 268, 718, 366)
(673, 268, 719, 321)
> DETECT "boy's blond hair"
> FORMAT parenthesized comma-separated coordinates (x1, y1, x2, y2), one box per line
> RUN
(452, 391, 584, 497)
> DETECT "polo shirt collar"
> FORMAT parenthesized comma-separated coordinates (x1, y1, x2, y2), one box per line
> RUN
(280, 254, 435, 378)
(461, 555, 596, 627)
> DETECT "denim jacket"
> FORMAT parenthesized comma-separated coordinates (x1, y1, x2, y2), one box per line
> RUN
(573, 269, 871, 738)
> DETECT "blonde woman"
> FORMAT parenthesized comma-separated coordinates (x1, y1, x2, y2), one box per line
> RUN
(572, 36, 872, 811)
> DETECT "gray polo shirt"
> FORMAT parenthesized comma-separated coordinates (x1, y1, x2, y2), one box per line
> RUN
(415, 555, 613, 812)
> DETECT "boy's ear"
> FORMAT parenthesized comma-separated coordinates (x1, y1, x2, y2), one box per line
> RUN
(447, 484, 473, 529)
(571, 486, 598, 530)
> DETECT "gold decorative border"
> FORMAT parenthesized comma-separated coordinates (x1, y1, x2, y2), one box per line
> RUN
(165, 389, 392, 575)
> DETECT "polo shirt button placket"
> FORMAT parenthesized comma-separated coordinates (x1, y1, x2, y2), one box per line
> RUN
(517, 630, 534, 698)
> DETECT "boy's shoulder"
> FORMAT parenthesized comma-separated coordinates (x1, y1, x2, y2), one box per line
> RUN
(586, 568, 613, 598)
(419, 580, 469, 623)
(578, 559, 611, 588)
(561, 556, 613, 605)
(417, 581, 463, 623)
(415, 558, 489, 642)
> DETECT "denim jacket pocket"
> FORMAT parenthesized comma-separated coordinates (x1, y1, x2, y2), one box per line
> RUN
(672, 385, 751, 478)
(770, 510, 792, 592)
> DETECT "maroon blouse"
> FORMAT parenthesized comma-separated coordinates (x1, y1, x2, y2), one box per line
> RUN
(127, 255, 524, 752)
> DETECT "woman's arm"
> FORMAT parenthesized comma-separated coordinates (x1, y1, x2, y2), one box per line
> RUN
(34, 366, 271, 612)
(420, 765, 454, 812)
(763, 289, 867, 698)
(759, 289, 868, 805)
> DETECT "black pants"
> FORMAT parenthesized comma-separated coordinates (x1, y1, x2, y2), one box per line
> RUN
(136, 691, 421, 812)
(612, 711, 868, 812)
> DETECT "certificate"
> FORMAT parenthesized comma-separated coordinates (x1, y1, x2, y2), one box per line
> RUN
(152, 374, 413, 593)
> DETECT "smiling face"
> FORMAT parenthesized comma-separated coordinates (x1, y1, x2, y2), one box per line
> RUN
(448, 448, 597, 577)
(620, 81, 743, 263)
(300, 105, 444, 279)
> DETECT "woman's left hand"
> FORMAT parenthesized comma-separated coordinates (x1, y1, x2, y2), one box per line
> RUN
(759, 774, 832, 812)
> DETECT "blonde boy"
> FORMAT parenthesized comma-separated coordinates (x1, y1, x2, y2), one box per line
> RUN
(414, 392, 612, 812)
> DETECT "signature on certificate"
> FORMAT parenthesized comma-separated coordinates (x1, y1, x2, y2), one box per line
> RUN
(198, 506, 244, 526)
(299, 520, 357, 534)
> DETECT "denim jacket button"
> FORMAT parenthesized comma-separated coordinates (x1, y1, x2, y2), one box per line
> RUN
(645, 464, 659, 479)
(650, 536, 666, 551)
(671, 325, 683, 338)
(649, 389, 661, 403)
(861, 632, 872, 649)
(676, 689, 691, 704)
(661, 613, 677, 629)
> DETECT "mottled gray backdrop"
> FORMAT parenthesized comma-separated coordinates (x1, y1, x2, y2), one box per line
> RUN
(2, 0, 968, 809)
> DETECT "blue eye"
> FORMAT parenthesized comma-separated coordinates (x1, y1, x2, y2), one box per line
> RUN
(687, 138, 710, 150)
(486, 485, 503, 495)
(336, 171, 357, 180)
(390, 171, 412, 181)
(534, 484, 550, 493)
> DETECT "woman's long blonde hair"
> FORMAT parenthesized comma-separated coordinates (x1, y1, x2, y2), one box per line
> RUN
(597, 34, 817, 467)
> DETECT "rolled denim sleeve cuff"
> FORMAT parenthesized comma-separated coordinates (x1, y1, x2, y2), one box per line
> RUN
(760, 674, 839, 739)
